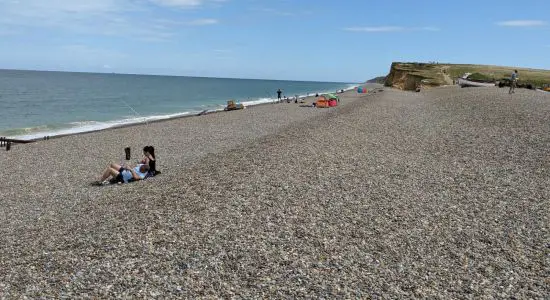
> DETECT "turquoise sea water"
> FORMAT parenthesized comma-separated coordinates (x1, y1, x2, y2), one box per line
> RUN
(0, 69, 357, 140)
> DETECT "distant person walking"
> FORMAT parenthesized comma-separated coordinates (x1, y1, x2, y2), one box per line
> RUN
(509, 70, 518, 94)
(277, 89, 282, 102)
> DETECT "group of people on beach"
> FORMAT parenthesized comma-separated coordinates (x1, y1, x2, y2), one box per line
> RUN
(276, 88, 314, 104)
(95, 146, 159, 185)
(276, 88, 345, 104)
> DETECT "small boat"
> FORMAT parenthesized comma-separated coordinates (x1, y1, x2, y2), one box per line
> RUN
(458, 78, 495, 88)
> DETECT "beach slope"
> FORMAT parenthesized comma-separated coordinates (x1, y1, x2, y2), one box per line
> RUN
(0, 87, 548, 298)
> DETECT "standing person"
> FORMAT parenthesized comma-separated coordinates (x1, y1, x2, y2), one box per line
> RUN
(509, 70, 518, 94)
(277, 89, 282, 102)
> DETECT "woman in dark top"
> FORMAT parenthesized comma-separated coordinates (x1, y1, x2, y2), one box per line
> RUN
(141, 146, 158, 176)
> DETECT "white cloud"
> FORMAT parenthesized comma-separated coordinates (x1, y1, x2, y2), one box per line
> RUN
(250, 7, 314, 17)
(417, 27, 440, 32)
(0, 0, 222, 42)
(344, 26, 404, 32)
(186, 18, 218, 25)
(149, 0, 226, 8)
(344, 26, 440, 32)
(60, 45, 126, 59)
(0, 28, 19, 36)
(496, 20, 547, 27)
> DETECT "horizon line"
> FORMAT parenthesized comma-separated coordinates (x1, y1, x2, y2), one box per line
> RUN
(0, 68, 359, 84)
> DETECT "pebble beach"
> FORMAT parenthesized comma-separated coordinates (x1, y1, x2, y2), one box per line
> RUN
(0, 86, 549, 298)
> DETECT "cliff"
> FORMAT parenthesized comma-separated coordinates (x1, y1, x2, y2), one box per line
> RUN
(384, 62, 452, 91)
(384, 62, 550, 91)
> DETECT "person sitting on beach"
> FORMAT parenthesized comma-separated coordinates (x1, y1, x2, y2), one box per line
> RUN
(96, 163, 149, 185)
(140, 145, 157, 176)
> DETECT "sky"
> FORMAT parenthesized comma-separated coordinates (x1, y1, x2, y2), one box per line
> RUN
(0, 0, 548, 82)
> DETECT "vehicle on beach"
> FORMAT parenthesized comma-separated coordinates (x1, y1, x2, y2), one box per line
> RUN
(457, 72, 495, 88)
(457, 78, 495, 88)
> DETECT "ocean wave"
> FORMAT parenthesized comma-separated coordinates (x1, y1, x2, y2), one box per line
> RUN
(2, 85, 357, 141)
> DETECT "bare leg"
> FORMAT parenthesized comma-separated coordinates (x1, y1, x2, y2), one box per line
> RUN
(100, 167, 119, 182)
(110, 163, 122, 170)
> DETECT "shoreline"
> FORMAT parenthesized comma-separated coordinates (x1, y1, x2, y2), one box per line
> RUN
(4, 85, 364, 142)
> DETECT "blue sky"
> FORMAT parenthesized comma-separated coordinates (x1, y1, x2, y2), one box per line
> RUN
(0, 0, 548, 82)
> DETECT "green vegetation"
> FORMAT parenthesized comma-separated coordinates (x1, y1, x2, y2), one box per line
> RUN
(465, 72, 493, 82)
(386, 62, 550, 89)
(447, 64, 550, 87)
(367, 76, 387, 84)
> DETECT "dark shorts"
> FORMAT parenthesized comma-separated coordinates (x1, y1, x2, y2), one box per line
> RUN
(112, 167, 126, 183)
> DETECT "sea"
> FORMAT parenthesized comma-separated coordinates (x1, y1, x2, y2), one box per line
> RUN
(0, 69, 358, 140)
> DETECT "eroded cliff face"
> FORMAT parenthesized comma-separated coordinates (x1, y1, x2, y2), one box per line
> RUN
(384, 64, 420, 90)
(384, 62, 452, 91)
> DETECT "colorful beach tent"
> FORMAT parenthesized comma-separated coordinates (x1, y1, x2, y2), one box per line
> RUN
(316, 94, 338, 108)
(326, 93, 339, 100)
(357, 86, 368, 93)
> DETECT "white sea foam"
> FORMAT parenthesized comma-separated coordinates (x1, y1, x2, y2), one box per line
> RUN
(7, 86, 358, 141)
(9, 111, 193, 140)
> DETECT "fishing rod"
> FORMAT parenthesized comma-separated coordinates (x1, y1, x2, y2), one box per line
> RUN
(118, 98, 149, 164)
(121, 98, 148, 125)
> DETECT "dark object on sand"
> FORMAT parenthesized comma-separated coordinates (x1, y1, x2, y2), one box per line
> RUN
(125, 147, 131, 160)
(1, 137, 34, 151)
(498, 78, 535, 90)
(225, 100, 244, 111)
(197, 109, 209, 116)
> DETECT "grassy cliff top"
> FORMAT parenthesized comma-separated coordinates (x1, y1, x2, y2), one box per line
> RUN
(390, 62, 550, 87)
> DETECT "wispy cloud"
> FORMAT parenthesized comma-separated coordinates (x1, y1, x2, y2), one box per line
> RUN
(250, 7, 313, 17)
(0, 0, 222, 42)
(344, 26, 440, 32)
(60, 44, 127, 59)
(253, 8, 293, 16)
(186, 18, 219, 25)
(0, 28, 19, 36)
(149, 0, 226, 8)
(417, 27, 440, 32)
(344, 26, 404, 32)
(496, 20, 547, 27)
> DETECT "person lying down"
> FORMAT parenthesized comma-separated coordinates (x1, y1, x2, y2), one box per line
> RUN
(94, 163, 150, 185)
